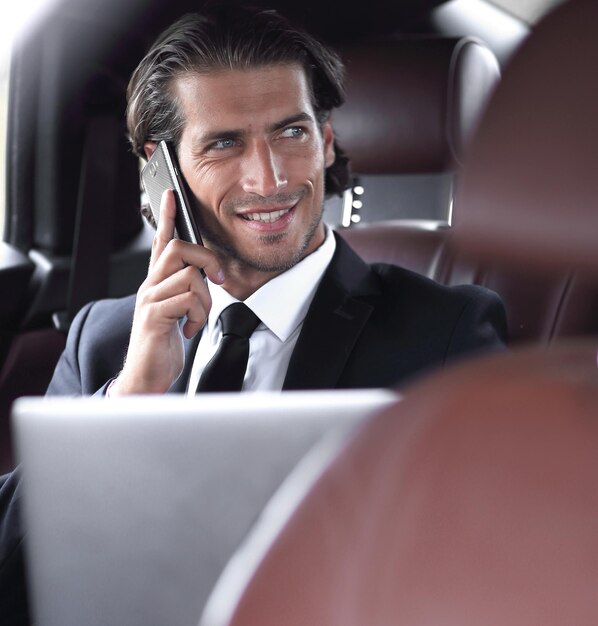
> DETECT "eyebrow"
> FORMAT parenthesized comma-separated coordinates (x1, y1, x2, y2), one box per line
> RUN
(270, 112, 315, 132)
(196, 111, 316, 146)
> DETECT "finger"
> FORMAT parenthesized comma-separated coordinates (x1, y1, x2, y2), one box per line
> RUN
(181, 284, 212, 338)
(147, 238, 225, 287)
(182, 316, 206, 339)
(138, 290, 209, 336)
(196, 253, 225, 285)
(142, 265, 212, 315)
(149, 189, 176, 270)
(173, 239, 225, 285)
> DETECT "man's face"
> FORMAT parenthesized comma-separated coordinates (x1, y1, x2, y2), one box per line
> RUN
(168, 64, 335, 294)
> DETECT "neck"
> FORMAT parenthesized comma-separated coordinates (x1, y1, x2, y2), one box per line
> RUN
(220, 267, 282, 300)
(220, 228, 327, 300)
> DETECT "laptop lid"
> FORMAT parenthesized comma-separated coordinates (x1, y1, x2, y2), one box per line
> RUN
(12, 389, 398, 626)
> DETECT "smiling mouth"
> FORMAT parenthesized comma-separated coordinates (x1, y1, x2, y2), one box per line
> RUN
(240, 208, 292, 223)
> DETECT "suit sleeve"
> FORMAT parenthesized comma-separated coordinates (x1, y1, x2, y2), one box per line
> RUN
(45, 296, 134, 397)
(0, 470, 31, 626)
(45, 302, 94, 396)
(445, 285, 508, 363)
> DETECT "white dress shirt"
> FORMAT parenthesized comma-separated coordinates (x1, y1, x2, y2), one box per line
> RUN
(187, 228, 336, 394)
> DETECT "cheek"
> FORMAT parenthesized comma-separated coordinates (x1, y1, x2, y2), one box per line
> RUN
(288, 145, 325, 185)
(308, 153, 327, 192)
(186, 162, 240, 209)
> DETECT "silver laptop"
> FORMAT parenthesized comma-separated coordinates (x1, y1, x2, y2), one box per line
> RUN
(12, 389, 398, 626)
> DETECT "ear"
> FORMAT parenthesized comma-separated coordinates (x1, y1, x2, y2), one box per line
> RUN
(143, 141, 157, 160)
(322, 121, 336, 168)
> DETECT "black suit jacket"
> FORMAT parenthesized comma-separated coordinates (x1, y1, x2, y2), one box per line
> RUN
(47, 235, 507, 396)
(0, 235, 507, 624)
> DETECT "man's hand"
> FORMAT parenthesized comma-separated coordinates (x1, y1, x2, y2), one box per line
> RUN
(110, 190, 223, 395)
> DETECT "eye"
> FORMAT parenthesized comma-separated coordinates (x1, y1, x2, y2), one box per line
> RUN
(280, 126, 306, 139)
(209, 138, 237, 150)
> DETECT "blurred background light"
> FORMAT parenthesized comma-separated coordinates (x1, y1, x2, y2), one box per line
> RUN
(0, 0, 61, 62)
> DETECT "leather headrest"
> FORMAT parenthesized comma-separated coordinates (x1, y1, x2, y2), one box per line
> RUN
(454, 0, 598, 273)
(333, 37, 500, 174)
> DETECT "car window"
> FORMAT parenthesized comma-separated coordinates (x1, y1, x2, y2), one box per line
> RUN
(1, 9, 14, 240)
(490, 0, 565, 23)
(1, 1, 65, 239)
(0, 48, 8, 238)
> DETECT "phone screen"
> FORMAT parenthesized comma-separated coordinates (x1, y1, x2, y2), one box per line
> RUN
(141, 141, 203, 246)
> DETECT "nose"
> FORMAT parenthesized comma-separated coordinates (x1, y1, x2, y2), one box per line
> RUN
(240, 140, 288, 197)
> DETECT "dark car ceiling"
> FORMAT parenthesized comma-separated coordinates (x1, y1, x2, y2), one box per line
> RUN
(48, 0, 448, 46)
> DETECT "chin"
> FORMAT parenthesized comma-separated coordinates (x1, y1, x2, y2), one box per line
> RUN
(237, 240, 310, 274)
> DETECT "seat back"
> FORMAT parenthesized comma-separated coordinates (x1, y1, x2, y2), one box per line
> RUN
(338, 220, 449, 280)
(201, 344, 598, 626)
(326, 36, 500, 226)
(452, 1, 598, 271)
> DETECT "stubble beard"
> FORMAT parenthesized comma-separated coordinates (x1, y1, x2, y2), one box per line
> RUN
(196, 199, 325, 275)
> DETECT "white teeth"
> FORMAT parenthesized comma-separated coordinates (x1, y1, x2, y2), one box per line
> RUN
(243, 208, 290, 223)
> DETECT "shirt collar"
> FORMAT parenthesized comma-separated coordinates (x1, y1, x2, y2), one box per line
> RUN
(206, 227, 336, 341)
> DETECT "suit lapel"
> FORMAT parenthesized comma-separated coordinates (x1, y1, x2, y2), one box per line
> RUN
(283, 235, 380, 390)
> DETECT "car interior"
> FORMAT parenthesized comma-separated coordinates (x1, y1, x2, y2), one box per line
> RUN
(2, 0, 588, 470)
(1, 0, 597, 622)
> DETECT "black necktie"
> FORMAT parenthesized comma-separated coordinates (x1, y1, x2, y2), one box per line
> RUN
(196, 303, 261, 392)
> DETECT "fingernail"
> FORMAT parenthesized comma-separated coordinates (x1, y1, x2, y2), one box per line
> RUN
(216, 270, 225, 284)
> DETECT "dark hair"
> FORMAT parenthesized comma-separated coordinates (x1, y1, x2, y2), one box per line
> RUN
(126, 5, 350, 196)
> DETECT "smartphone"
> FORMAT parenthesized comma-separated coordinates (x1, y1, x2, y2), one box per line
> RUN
(140, 140, 203, 245)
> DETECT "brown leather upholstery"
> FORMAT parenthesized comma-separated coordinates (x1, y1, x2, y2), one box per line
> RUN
(335, 37, 500, 173)
(452, 0, 598, 343)
(331, 28, 598, 346)
(327, 37, 500, 225)
(202, 344, 598, 626)
(338, 221, 449, 280)
(453, 0, 598, 272)
(333, 6, 598, 346)
(550, 275, 598, 340)
(339, 223, 598, 346)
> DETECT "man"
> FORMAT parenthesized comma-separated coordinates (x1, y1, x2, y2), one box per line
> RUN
(46, 6, 506, 398)
(1, 6, 506, 623)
